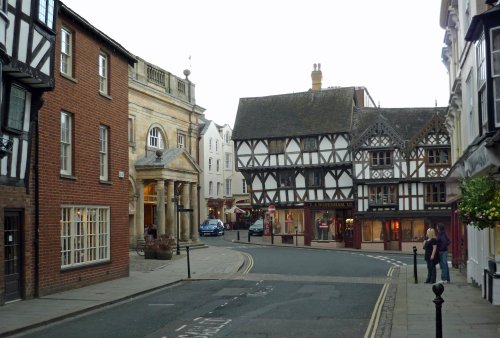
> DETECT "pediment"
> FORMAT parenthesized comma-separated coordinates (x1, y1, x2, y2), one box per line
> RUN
(135, 148, 201, 176)
(351, 115, 404, 150)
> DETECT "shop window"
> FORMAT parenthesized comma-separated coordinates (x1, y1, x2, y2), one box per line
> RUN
(401, 219, 425, 242)
(362, 220, 383, 242)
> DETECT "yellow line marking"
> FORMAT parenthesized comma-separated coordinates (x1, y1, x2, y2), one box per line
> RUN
(240, 252, 254, 274)
(364, 266, 394, 338)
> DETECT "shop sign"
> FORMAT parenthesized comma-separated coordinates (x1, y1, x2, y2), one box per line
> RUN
(308, 202, 353, 208)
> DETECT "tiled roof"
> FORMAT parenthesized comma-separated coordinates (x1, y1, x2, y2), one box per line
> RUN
(232, 87, 355, 140)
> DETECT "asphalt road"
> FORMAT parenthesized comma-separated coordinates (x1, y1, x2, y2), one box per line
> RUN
(19, 235, 403, 338)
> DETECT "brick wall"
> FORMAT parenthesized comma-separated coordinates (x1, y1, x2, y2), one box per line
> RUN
(34, 11, 131, 296)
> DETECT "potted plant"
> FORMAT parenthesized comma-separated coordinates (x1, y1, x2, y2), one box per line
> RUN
(458, 175, 500, 230)
(156, 234, 175, 260)
(144, 237, 158, 259)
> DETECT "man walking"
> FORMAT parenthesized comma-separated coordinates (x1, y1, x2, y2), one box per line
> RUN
(437, 223, 451, 283)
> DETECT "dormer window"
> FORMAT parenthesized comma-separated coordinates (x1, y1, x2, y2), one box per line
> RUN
(370, 150, 392, 167)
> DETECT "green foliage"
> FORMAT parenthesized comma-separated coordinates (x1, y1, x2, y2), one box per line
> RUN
(458, 175, 500, 230)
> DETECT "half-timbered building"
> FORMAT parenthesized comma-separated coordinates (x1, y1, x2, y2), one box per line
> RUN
(233, 65, 376, 247)
(0, 0, 55, 304)
(351, 108, 452, 252)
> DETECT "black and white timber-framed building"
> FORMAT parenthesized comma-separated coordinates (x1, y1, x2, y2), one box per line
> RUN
(232, 65, 452, 252)
(0, 0, 56, 304)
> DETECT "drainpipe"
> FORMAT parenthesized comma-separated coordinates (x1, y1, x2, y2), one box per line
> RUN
(32, 96, 43, 298)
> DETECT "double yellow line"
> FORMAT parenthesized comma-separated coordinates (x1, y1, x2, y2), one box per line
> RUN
(364, 266, 395, 338)
(240, 252, 254, 274)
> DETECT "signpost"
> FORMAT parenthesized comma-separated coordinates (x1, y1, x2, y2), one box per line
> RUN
(172, 196, 194, 255)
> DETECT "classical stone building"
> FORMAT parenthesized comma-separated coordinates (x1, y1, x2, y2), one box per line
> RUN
(128, 58, 205, 248)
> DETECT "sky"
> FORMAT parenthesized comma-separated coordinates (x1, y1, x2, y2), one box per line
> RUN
(61, 0, 450, 127)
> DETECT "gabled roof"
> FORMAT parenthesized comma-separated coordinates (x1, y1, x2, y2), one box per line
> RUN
(351, 107, 447, 150)
(232, 87, 356, 140)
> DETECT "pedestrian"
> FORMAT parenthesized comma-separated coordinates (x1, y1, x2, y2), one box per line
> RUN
(424, 227, 439, 284)
(437, 223, 451, 283)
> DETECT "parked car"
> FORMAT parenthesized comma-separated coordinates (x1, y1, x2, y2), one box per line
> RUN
(248, 219, 264, 236)
(199, 219, 225, 236)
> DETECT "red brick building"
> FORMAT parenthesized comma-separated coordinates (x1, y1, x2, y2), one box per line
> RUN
(32, 3, 135, 296)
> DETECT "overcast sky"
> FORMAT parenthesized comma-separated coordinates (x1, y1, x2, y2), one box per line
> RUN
(61, 0, 450, 127)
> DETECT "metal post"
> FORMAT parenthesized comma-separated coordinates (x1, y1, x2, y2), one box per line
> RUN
(271, 228, 274, 245)
(413, 245, 418, 283)
(296, 229, 298, 246)
(432, 283, 445, 338)
(186, 246, 191, 279)
(237, 231, 240, 241)
(248, 230, 250, 242)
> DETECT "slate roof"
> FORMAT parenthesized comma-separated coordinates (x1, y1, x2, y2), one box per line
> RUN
(232, 87, 356, 140)
(351, 107, 447, 145)
(135, 148, 186, 168)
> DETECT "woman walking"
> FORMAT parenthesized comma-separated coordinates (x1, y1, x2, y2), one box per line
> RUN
(424, 227, 439, 284)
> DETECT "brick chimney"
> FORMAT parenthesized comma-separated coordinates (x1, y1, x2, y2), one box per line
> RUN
(311, 63, 322, 91)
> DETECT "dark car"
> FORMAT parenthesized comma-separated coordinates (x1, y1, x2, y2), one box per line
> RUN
(199, 219, 225, 236)
(248, 219, 264, 236)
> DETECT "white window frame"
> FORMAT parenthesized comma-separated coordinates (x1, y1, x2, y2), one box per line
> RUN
(60, 112, 72, 175)
(177, 133, 185, 149)
(208, 157, 213, 172)
(99, 52, 108, 95)
(209, 137, 212, 151)
(61, 27, 72, 76)
(217, 182, 220, 196)
(215, 140, 219, 152)
(209, 181, 213, 196)
(38, 0, 54, 28)
(216, 159, 220, 172)
(224, 152, 232, 170)
(60, 206, 110, 268)
(148, 127, 164, 149)
(465, 71, 475, 139)
(491, 27, 500, 127)
(99, 125, 109, 181)
(225, 179, 232, 196)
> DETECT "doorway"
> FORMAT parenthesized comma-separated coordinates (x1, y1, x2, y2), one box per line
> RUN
(384, 219, 400, 251)
(4, 210, 22, 302)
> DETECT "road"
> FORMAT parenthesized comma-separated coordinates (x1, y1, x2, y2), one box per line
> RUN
(19, 235, 413, 338)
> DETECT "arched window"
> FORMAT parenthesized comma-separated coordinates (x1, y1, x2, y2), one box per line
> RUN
(148, 127, 164, 149)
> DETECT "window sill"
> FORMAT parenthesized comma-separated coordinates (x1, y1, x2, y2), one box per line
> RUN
(60, 72, 78, 84)
(99, 91, 112, 100)
(61, 259, 111, 272)
(60, 174, 77, 181)
(100, 179, 112, 185)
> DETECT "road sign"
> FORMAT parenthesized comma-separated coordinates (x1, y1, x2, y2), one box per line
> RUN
(268, 204, 276, 213)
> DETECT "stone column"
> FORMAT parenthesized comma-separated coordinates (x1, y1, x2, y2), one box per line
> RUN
(136, 180, 145, 239)
(156, 179, 165, 236)
(167, 180, 175, 236)
(181, 183, 190, 241)
(190, 183, 199, 242)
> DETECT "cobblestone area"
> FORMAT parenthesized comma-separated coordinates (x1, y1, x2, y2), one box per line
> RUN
(376, 267, 399, 338)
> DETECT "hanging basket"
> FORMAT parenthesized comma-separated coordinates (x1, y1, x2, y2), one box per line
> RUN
(458, 176, 500, 230)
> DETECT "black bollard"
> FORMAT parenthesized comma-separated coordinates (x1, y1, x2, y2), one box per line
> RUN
(248, 231, 250, 242)
(186, 246, 191, 279)
(413, 246, 418, 283)
(432, 283, 445, 338)
(237, 231, 240, 241)
(296, 229, 298, 246)
(271, 229, 274, 245)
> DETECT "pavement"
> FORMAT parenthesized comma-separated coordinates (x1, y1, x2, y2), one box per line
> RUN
(0, 231, 499, 337)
